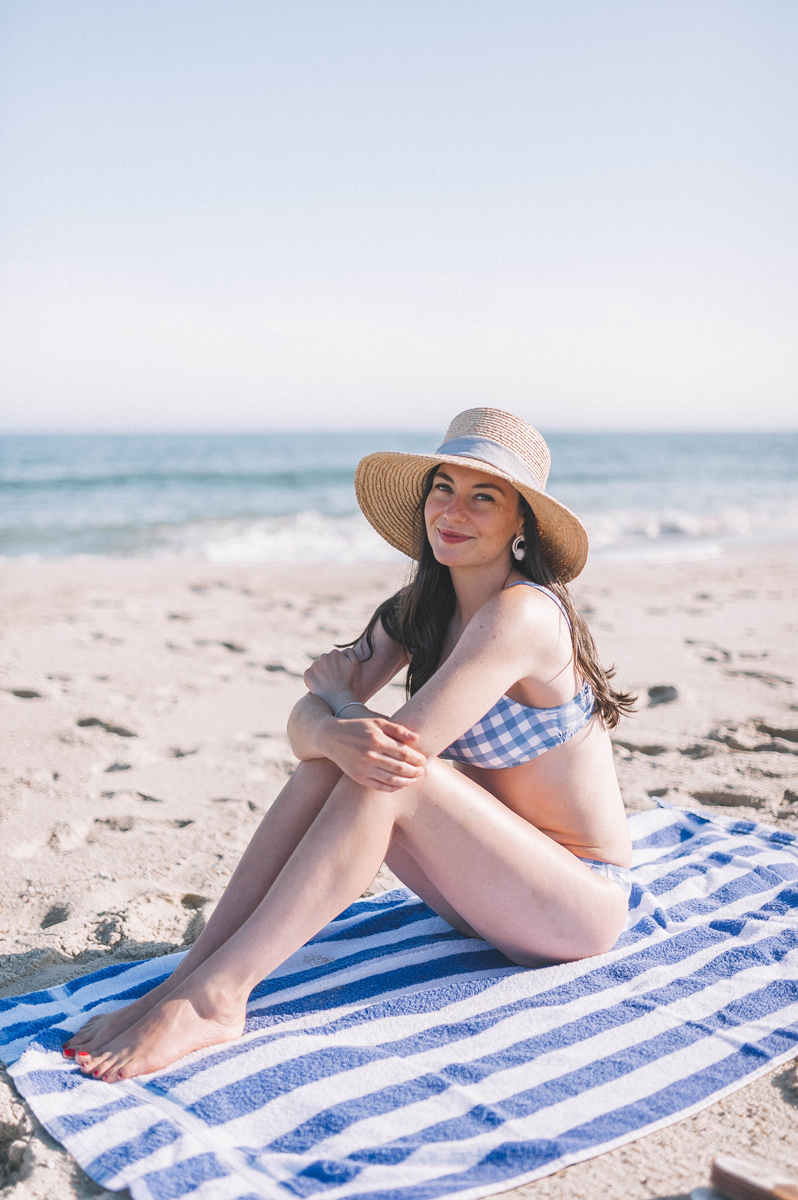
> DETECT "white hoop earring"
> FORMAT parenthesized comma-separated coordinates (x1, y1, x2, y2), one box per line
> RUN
(512, 535, 526, 561)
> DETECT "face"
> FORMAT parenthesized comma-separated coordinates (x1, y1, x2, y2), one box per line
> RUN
(424, 462, 524, 568)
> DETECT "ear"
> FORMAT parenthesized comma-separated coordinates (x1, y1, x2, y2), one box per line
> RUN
(514, 493, 526, 536)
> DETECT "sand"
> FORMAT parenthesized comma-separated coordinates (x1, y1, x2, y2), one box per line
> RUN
(0, 546, 797, 1198)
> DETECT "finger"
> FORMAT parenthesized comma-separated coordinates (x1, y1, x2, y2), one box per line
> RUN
(367, 780, 402, 793)
(383, 723, 420, 742)
(373, 766, 421, 787)
(373, 728, 424, 753)
(377, 740, 426, 766)
(375, 757, 424, 778)
(367, 746, 425, 772)
(384, 720, 420, 739)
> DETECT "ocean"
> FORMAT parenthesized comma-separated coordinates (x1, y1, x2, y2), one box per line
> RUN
(1, 431, 797, 564)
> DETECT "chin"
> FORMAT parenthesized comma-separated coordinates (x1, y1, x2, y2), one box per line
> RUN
(432, 541, 476, 566)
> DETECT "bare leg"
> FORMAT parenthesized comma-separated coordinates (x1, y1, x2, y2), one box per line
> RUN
(384, 839, 482, 939)
(79, 760, 627, 1082)
(65, 758, 343, 1055)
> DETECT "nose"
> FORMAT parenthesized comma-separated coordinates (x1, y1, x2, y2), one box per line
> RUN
(441, 492, 468, 524)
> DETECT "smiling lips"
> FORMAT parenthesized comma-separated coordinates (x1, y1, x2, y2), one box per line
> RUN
(437, 528, 472, 544)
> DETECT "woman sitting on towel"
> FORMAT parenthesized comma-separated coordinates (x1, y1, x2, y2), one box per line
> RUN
(66, 408, 635, 1082)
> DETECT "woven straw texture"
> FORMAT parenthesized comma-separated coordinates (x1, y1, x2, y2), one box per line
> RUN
(354, 408, 588, 581)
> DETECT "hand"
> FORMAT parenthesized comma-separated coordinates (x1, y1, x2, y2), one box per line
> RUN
(304, 648, 362, 712)
(322, 716, 426, 792)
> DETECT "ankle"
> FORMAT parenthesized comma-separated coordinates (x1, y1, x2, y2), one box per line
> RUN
(176, 970, 249, 1017)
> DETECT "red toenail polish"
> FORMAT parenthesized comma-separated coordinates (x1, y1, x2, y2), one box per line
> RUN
(93, 1069, 99, 1077)
(64, 1048, 76, 1057)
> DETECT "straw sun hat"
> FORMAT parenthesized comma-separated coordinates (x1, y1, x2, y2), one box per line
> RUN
(354, 407, 589, 582)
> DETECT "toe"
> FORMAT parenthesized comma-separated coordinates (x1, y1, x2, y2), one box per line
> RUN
(97, 1052, 125, 1082)
(89, 1059, 111, 1080)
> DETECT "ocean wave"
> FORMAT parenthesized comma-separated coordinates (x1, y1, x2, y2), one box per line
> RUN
(118, 501, 798, 564)
(2, 431, 797, 562)
(584, 500, 798, 550)
(0, 467, 359, 490)
(141, 511, 404, 564)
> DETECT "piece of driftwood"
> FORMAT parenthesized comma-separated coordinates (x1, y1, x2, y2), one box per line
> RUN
(710, 1156, 798, 1200)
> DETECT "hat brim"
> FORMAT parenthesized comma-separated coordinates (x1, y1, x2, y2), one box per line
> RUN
(354, 451, 589, 582)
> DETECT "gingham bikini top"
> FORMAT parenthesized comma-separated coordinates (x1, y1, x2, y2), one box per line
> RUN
(439, 581, 595, 770)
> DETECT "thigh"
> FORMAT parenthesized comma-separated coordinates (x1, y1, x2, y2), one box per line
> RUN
(384, 839, 482, 940)
(389, 758, 628, 964)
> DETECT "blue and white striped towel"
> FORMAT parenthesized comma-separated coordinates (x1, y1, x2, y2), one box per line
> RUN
(2, 804, 798, 1200)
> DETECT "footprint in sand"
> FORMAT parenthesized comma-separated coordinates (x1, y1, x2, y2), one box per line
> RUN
(48, 822, 90, 852)
(684, 639, 731, 663)
(710, 721, 798, 755)
(76, 717, 137, 737)
(723, 669, 794, 688)
(755, 722, 798, 743)
(613, 740, 669, 756)
(647, 685, 679, 707)
(40, 904, 70, 929)
(691, 789, 764, 809)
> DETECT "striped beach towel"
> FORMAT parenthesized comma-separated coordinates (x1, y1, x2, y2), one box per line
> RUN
(2, 803, 798, 1200)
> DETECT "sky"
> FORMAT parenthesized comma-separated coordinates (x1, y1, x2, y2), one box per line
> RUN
(1, 0, 796, 432)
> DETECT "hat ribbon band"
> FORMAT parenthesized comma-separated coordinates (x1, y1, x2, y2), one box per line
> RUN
(434, 436, 542, 491)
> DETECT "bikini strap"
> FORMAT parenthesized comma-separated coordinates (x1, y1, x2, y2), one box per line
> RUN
(504, 580, 572, 629)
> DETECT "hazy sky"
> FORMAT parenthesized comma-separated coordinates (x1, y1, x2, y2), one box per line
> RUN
(1, 1, 796, 432)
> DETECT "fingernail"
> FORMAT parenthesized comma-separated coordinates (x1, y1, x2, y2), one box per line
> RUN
(63, 1048, 76, 1058)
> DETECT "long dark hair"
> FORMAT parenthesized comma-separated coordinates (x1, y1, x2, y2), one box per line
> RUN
(345, 466, 635, 728)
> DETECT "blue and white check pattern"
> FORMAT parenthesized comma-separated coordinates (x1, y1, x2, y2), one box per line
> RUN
(440, 679, 595, 769)
(2, 805, 798, 1200)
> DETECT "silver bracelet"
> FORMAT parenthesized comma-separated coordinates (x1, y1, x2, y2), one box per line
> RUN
(334, 701, 370, 718)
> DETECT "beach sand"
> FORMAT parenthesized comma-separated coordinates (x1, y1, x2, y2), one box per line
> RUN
(1, 546, 797, 1198)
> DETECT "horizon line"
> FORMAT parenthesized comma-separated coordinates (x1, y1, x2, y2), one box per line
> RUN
(3, 425, 798, 437)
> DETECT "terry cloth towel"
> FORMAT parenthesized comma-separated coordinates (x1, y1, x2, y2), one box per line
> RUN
(2, 805, 798, 1200)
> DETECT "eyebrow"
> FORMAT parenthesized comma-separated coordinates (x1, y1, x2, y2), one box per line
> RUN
(435, 470, 506, 494)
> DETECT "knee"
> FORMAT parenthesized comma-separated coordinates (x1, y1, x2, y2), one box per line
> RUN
(291, 758, 343, 791)
(414, 755, 456, 790)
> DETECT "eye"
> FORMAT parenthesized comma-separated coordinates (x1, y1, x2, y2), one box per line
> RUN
(434, 481, 453, 494)
(473, 492, 495, 502)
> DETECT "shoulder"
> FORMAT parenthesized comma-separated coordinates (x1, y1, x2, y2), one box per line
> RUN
(478, 583, 569, 640)
(465, 584, 572, 676)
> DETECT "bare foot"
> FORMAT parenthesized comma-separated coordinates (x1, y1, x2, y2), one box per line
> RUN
(78, 986, 246, 1081)
(64, 971, 182, 1059)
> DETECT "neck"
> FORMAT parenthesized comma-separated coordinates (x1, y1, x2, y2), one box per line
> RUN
(449, 559, 522, 627)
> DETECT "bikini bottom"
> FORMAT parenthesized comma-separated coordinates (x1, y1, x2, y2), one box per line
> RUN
(578, 856, 632, 900)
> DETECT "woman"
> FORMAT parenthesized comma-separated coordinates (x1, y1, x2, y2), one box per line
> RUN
(65, 407, 634, 1083)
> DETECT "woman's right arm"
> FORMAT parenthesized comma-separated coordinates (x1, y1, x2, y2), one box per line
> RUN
(286, 619, 427, 791)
